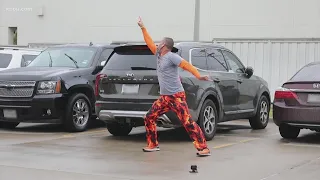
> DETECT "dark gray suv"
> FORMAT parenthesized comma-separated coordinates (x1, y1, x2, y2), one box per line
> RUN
(95, 42, 271, 140)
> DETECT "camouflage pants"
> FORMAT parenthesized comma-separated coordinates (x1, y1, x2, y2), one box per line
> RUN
(144, 91, 208, 150)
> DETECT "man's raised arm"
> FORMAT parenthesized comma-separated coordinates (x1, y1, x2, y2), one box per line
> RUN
(137, 17, 157, 54)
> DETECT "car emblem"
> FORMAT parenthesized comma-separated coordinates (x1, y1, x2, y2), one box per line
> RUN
(313, 83, 320, 88)
(126, 73, 134, 77)
(5, 84, 15, 90)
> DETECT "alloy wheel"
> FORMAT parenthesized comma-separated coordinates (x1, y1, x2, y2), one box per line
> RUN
(203, 106, 216, 135)
(260, 101, 269, 124)
(72, 99, 89, 127)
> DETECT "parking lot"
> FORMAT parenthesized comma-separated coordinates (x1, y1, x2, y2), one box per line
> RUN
(0, 120, 319, 180)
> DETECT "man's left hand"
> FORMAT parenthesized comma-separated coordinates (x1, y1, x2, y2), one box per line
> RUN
(198, 76, 210, 81)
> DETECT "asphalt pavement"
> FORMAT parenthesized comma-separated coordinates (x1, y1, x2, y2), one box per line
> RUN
(1, 120, 320, 180)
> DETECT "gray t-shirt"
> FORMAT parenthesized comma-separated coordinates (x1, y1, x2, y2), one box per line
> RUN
(156, 51, 185, 95)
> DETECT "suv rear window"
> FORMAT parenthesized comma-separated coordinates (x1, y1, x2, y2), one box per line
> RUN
(291, 63, 320, 81)
(0, 53, 12, 68)
(105, 46, 157, 70)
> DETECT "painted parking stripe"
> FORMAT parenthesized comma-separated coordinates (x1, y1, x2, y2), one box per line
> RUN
(283, 143, 320, 148)
(213, 138, 259, 149)
(213, 143, 236, 149)
(61, 129, 106, 138)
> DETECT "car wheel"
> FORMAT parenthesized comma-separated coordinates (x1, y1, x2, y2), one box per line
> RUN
(279, 124, 300, 139)
(64, 93, 92, 132)
(106, 122, 132, 136)
(198, 99, 218, 141)
(0, 122, 19, 129)
(249, 95, 270, 129)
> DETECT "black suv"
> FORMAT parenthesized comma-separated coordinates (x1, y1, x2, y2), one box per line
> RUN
(0, 43, 116, 132)
(95, 42, 271, 140)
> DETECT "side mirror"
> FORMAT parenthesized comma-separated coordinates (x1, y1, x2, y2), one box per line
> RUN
(245, 66, 254, 78)
(92, 65, 104, 75)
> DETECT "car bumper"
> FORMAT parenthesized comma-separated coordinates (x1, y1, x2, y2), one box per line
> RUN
(95, 101, 182, 128)
(273, 102, 320, 128)
(0, 94, 66, 123)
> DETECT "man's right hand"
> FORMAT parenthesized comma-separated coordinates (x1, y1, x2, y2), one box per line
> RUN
(137, 16, 144, 28)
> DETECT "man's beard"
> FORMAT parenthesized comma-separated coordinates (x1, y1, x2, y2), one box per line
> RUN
(157, 45, 163, 53)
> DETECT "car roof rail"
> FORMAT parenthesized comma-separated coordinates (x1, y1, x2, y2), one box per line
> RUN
(0, 46, 44, 51)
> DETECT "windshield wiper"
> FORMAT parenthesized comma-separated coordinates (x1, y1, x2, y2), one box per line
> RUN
(64, 53, 79, 68)
(48, 52, 53, 67)
(131, 66, 156, 70)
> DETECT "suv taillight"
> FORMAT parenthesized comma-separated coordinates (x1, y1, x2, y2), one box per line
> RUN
(95, 74, 107, 96)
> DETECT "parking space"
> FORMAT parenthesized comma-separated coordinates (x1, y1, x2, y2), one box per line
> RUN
(0, 120, 320, 180)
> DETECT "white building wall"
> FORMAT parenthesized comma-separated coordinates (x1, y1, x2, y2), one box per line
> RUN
(0, 0, 196, 45)
(1, 0, 320, 45)
(198, 0, 320, 40)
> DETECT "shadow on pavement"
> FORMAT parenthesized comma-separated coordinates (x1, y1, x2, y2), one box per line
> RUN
(216, 124, 252, 133)
(3, 119, 106, 133)
(105, 123, 252, 142)
(279, 131, 320, 145)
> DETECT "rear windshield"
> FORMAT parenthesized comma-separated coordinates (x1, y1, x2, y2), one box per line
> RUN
(104, 46, 157, 70)
(0, 53, 12, 68)
(290, 63, 320, 81)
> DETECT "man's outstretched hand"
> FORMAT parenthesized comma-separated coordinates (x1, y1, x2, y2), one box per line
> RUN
(198, 76, 211, 81)
(137, 16, 144, 28)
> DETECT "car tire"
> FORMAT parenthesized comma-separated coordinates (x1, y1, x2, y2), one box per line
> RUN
(198, 99, 218, 141)
(249, 95, 270, 129)
(106, 122, 132, 136)
(279, 124, 300, 139)
(64, 93, 92, 132)
(0, 122, 19, 129)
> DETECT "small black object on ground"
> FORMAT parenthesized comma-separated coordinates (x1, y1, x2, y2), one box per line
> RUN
(189, 165, 198, 173)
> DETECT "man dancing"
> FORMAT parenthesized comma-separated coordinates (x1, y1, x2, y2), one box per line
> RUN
(138, 17, 211, 157)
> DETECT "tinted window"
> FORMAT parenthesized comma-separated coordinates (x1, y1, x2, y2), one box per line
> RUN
(222, 50, 244, 73)
(28, 47, 97, 68)
(105, 46, 156, 70)
(99, 48, 113, 66)
(291, 63, 320, 81)
(206, 49, 228, 71)
(191, 48, 207, 70)
(21, 54, 38, 67)
(0, 53, 12, 68)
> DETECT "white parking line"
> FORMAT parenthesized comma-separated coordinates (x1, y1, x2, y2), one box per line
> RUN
(213, 138, 259, 149)
(283, 143, 320, 148)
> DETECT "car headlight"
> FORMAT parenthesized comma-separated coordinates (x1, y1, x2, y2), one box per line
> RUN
(37, 80, 61, 94)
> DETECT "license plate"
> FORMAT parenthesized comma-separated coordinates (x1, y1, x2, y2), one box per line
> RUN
(3, 109, 17, 119)
(307, 94, 320, 103)
(121, 84, 139, 94)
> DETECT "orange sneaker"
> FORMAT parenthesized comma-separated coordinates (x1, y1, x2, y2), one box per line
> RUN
(197, 148, 211, 157)
(142, 146, 160, 152)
